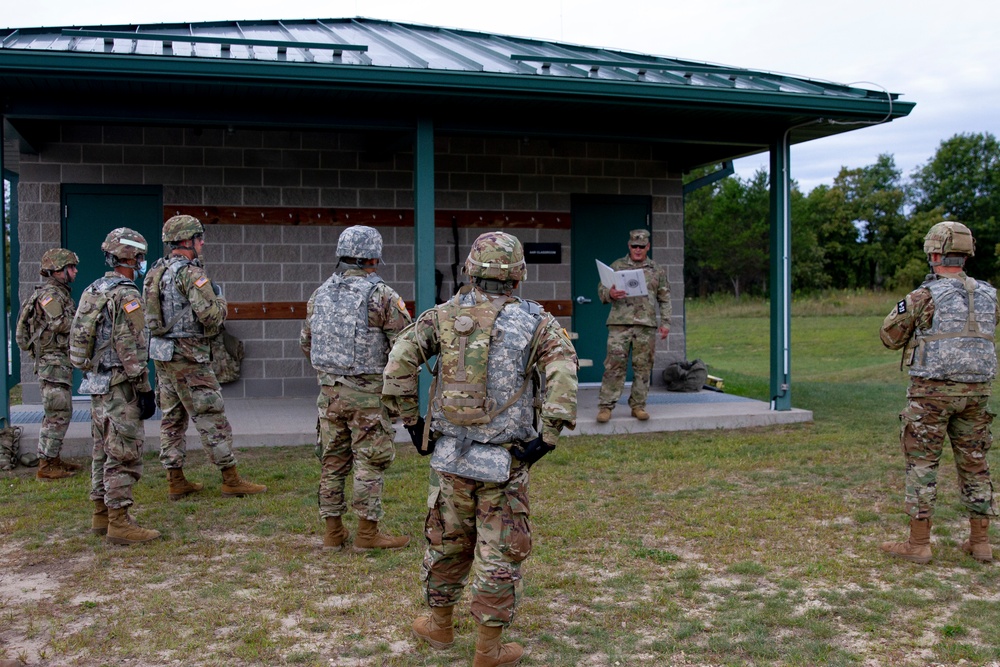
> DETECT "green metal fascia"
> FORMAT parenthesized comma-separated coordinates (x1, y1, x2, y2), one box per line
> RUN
(61, 29, 369, 53)
(0, 51, 915, 121)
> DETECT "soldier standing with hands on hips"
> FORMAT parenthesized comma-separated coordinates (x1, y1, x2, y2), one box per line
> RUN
(16, 247, 83, 480)
(70, 228, 159, 545)
(300, 225, 412, 552)
(384, 231, 578, 667)
(145, 214, 266, 501)
(879, 221, 998, 564)
(596, 228, 670, 423)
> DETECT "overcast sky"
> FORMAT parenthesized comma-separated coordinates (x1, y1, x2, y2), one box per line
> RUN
(5, 0, 998, 192)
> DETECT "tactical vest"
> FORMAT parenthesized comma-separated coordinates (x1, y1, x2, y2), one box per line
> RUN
(158, 256, 205, 338)
(907, 276, 998, 383)
(309, 273, 389, 375)
(431, 286, 544, 445)
(70, 275, 131, 371)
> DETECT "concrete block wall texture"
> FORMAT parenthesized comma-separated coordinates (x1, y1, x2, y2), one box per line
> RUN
(11, 126, 685, 400)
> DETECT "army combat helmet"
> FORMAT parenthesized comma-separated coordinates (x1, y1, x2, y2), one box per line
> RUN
(40, 248, 79, 276)
(924, 221, 975, 267)
(336, 225, 383, 265)
(464, 231, 526, 293)
(163, 214, 205, 245)
(102, 227, 147, 268)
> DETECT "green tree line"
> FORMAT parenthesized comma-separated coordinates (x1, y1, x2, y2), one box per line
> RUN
(684, 132, 1000, 298)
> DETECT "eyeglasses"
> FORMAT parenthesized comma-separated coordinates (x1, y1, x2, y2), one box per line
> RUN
(630, 244, 648, 249)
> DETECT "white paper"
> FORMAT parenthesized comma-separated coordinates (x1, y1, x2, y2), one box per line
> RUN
(596, 260, 648, 297)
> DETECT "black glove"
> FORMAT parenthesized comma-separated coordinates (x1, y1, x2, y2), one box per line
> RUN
(511, 435, 555, 467)
(405, 417, 437, 456)
(211, 281, 223, 297)
(137, 390, 157, 420)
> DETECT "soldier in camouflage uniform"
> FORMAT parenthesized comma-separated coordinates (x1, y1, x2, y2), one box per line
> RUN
(596, 229, 671, 423)
(15, 248, 83, 480)
(384, 231, 578, 667)
(70, 228, 160, 545)
(880, 221, 998, 564)
(145, 215, 266, 501)
(301, 225, 412, 552)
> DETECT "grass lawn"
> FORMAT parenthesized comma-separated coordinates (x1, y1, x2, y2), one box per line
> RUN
(3, 290, 1000, 666)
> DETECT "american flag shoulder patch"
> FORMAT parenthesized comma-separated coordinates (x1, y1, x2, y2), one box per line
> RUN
(195, 276, 210, 288)
(123, 299, 141, 313)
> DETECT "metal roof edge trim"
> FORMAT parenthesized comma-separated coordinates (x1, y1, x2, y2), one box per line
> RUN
(0, 50, 915, 119)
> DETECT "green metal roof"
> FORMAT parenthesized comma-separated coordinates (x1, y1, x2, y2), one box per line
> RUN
(0, 17, 914, 170)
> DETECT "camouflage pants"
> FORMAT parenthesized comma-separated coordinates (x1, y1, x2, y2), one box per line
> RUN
(421, 462, 532, 628)
(155, 359, 236, 470)
(38, 379, 72, 460)
(317, 383, 396, 521)
(598, 324, 656, 410)
(89, 382, 144, 510)
(899, 395, 998, 519)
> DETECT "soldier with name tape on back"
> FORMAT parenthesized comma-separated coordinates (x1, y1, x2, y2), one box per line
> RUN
(301, 225, 412, 552)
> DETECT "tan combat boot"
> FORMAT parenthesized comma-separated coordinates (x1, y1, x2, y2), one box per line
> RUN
(220, 466, 267, 497)
(473, 623, 523, 667)
(92, 499, 109, 536)
(962, 516, 993, 563)
(167, 468, 204, 501)
(54, 456, 84, 472)
(880, 518, 932, 564)
(36, 457, 75, 481)
(412, 605, 455, 649)
(106, 507, 161, 545)
(631, 407, 650, 421)
(323, 516, 350, 551)
(353, 518, 409, 551)
(596, 407, 612, 423)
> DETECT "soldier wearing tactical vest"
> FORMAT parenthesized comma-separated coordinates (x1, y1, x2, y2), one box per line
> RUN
(595, 228, 671, 423)
(145, 215, 266, 501)
(70, 228, 160, 545)
(300, 225, 412, 552)
(15, 247, 83, 480)
(383, 231, 578, 667)
(880, 221, 999, 564)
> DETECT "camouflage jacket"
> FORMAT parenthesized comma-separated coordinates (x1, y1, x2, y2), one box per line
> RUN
(163, 255, 228, 364)
(880, 271, 999, 397)
(300, 268, 411, 393)
(16, 279, 75, 383)
(72, 272, 151, 392)
(597, 255, 671, 328)
(383, 287, 578, 446)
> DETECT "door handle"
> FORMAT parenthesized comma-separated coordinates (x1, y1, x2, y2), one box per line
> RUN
(576, 296, 592, 304)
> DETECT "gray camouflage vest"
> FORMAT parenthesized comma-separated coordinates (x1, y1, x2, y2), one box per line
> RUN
(309, 273, 388, 375)
(160, 256, 204, 338)
(432, 293, 544, 445)
(93, 275, 131, 370)
(908, 276, 998, 383)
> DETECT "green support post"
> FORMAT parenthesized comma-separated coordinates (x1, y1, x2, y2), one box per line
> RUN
(768, 135, 792, 411)
(0, 118, 9, 427)
(414, 119, 436, 413)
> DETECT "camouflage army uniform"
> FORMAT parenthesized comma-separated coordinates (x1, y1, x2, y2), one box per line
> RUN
(72, 272, 152, 510)
(16, 278, 75, 460)
(150, 256, 237, 471)
(880, 272, 999, 519)
(597, 248, 671, 411)
(383, 286, 578, 627)
(300, 267, 411, 521)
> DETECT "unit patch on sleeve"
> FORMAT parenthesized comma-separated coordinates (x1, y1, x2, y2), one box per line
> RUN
(897, 300, 907, 315)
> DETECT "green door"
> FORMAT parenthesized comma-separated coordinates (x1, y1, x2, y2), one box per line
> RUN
(61, 185, 163, 395)
(570, 195, 651, 384)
